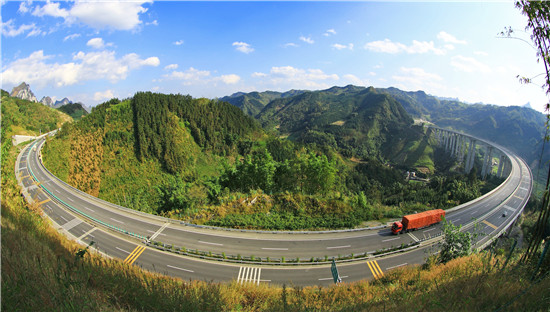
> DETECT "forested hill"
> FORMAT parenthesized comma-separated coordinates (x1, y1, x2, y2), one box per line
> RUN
(132, 92, 261, 173)
(379, 87, 548, 169)
(219, 89, 305, 117)
(255, 86, 415, 160)
(1, 89, 72, 138)
(57, 103, 88, 121)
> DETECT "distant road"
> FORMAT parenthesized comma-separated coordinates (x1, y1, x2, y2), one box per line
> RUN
(16, 134, 531, 286)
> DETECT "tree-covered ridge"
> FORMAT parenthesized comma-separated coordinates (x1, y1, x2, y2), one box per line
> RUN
(379, 87, 547, 169)
(42, 89, 501, 230)
(57, 103, 88, 121)
(220, 89, 306, 118)
(256, 86, 414, 160)
(132, 92, 261, 173)
(1, 89, 72, 137)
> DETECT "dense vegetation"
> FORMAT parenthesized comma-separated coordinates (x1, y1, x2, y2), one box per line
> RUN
(381, 87, 548, 171)
(220, 89, 305, 118)
(40, 88, 502, 230)
(1, 89, 71, 137)
(57, 102, 88, 120)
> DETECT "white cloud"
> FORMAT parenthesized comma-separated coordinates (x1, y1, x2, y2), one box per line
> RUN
(232, 41, 254, 54)
(164, 67, 240, 86)
(1, 19, 41, 37)
(93, 89, 115, 101)
(364, 38, 446, 55)
(64, 33, 81, 41)
(299, 36, 314, 44)
(437, 31, 467, 45)
(392, 67, 444, 92)
(284, 42, 298, 48)
(32, 1, 69, 18)
(1, 50, 160, 88)
(173, 40, 184, 46)
(31, 1, 151, 31)
(218, 74, 241, 85)
(332, 43, 354, 50)
(164, 64, 179, 70)
(450, 55, 491, 73)
(18, 1, 32, 13)
(474, 51, 489, 56)
(165, 67, 211, 84)
(342, 74, 368, 86)
(87, 37, 107, 49)
(252, 72, 267, 78)
(257, 66, 339, 89)
(324, 29, 336, 36)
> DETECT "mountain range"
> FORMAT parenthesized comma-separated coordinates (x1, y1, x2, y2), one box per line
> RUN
(10, 82, 90, 113)
(226, 85, 548, 173)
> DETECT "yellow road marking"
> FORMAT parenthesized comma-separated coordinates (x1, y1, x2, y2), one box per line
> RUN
(482, 220, 498, 230)
(38, 198, 51, 205)
(367, 260, 384, 279)
(21, 175, 30, 179)
(124, 245, 146, 265)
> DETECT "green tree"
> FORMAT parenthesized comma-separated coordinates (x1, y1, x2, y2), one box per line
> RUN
(438, 217, 474, 264)
(514, 0, 550, 264)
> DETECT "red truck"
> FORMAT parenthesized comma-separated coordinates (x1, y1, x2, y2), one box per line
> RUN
(391, 209, 445, 234)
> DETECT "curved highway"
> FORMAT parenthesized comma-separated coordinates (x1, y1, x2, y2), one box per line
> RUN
(16, 132, 532, 286)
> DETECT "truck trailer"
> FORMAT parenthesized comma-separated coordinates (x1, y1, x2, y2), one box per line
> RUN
(391, 209, 445, 234)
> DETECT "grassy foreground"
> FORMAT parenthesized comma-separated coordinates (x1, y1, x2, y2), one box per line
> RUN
(2, 145, 549, 311)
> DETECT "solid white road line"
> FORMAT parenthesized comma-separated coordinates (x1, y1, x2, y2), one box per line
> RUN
(62, 218, 82, 231)
(318, 275, 348, 281)
(116, 247, 130, 254)
(326, 245, 351, 249)
(261, 247, 288, 250)
(198, 240, 223, 246)
(110, 218, 124, 224)
(150, 223, 170, 240)
(77, 228, 96, 241)
(167, 265, 194, 273)
(407, 232, 420, 243)
(386, 263, 408, 270)
(382, 237, 400, 242)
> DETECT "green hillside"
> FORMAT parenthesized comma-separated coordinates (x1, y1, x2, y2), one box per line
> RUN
(220, 89, 305, 117)
(256, 86, 416, 160)
(41, 89, 495, 230)
(379, 87, 548, 170)
(1, 89, 72, 137)
(57, 102, 88, 121)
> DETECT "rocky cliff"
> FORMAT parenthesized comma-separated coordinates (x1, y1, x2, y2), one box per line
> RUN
(10, 82, 38, 103)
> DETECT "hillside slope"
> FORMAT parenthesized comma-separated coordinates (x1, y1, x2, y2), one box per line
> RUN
(1, 89, 72, 138)
(380, 87, 548, 169)
(220, 89, 305, 117)
(256, 86, 417, 161)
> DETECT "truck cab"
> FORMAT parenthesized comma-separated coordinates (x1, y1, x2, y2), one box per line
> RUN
(391, 221, 403, 234)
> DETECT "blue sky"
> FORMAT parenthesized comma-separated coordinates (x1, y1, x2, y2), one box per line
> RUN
(1, 1, 548, 112)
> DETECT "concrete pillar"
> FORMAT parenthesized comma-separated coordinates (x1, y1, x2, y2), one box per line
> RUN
(497, 154, 505, 178)
(466, 139, 476, 173)
(459, 136, 465, 163)
(451, 134, 456, 156)
(482, 146, 493, 179)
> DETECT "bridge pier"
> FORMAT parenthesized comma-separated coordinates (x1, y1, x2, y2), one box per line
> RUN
(466, 139, 477, 174)
(481, 145, 494, 180)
